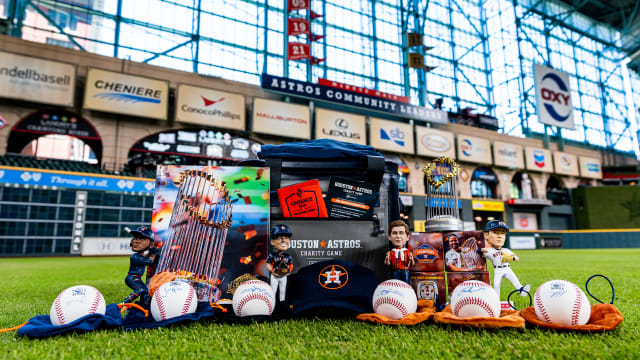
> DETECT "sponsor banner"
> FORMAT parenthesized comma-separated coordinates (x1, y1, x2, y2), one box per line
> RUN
(130, 129, 261, 161)
(457, 135, 491, 164)
(175, 84, 245, 130)
(525, 146, 553, 173)
(83, 68, 168, 120)
(252, 98, 310, 139)
(553, 151, 579, 176)
(579, 156, 602, 179)
(415, 126, 455, 158)
(12, 109, 99, 139)
(472, 200, 504, 212)
(0, 166, 155, 193)
(509, 236, 537, 249)
(0, 51, 76, 106)
(534, 64, 575, 129)
(314, 108, 366, 145)
(512, 212, 538, 231)
(318, 78, 409, 103)
(82, 237, 134, 256)
(369, 117, 414, 154)
(262, 73, 447, 124)
(493, 141, 524, 169)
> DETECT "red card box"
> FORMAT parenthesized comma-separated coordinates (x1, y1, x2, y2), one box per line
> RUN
(277, 179, 328, 218)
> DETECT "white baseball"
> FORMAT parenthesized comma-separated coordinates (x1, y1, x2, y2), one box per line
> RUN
(150, 281, 198, 321)
(450, 280, 500, 318)
(534, 280, 591, 326)
(372, 280, 418, 320)
(49, 285, 106, 326)
(232, 280, 275, 317)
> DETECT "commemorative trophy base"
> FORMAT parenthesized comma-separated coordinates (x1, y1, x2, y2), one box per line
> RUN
(425, 216, 463, 232)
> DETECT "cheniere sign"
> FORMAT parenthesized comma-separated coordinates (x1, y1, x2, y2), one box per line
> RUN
(261, 73, 447, 124)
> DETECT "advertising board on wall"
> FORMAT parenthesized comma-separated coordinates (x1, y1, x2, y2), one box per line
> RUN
(525, 146, 554, 173)
(369, 117, 414, 154)
(83, 68, 169, 120)
(457, 135, 491, 164)
(252, 98, 310, 139)
(314, 108, 366, 145)
(262, 73, 447, 124)
(493, 141, 524, 169)
(553, 151, 579, 176)
(415, 126, 455, 158)
(175, 84, 246, 130)
(534, 64, 575, 130)
(0, 51, 76, 107)
(579, 156, 602, 179)
(512, 212, 538, 231)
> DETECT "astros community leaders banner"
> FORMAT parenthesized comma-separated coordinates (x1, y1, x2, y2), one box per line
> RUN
(262, 73, 448, 124)
(252, 98, 310, 139)
(315, 108, 366, 145)
(83, 68, 169, 120)
(534, 64, 575, 130)
(175, 84, 246, 130)
(0, 51, 76, 107)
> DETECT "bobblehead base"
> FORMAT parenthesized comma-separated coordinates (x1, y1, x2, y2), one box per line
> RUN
(410, 272, 446, 309)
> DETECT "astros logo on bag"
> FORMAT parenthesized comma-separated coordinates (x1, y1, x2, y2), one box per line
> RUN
(318, 265, 348, 289)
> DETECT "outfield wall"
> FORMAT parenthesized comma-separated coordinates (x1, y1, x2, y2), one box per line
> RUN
(508, 230, 640, 249)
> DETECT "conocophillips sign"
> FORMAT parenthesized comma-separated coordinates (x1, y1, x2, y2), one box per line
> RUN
(534, 64, 574, 130)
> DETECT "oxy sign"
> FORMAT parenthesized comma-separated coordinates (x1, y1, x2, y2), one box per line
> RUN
(534, 64, 575, 130)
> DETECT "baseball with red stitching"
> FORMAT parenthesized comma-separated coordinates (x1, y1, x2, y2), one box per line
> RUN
(150, 281, 198, 321)
(450, 280, 500, 318)
(49, 285, 106, 326)
(232, 280, 275, 317)
(534, 280, 591, 326)
(372, 280, 418, 320)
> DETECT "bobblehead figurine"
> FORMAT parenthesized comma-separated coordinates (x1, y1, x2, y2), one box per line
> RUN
(480, 220, 530, 299)
(267, 224, 294, 302)
(122, 226, 160, 305)
(384, 220, 415, 283)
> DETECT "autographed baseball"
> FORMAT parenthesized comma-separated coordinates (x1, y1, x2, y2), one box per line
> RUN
(50, 285, 106, 326)
(534, 280, 591, 326)
(150, 281, 198, 321)
(232, 280, 275, 317)
(372, 280, 418, 320)
(450, 280, 500, 318)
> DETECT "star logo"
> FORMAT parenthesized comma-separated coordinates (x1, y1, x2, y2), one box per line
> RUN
(320, 240, 327, 248)
(318, 265, 348, 289)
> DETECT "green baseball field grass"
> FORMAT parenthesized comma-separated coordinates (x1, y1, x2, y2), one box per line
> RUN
(1, 248, 638, 359)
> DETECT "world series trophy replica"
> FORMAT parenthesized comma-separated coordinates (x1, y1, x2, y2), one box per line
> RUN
(423, 157, 463, 232)
(154, 169, 232, 303)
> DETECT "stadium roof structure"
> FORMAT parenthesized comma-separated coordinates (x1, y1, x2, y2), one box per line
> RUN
(556, 0, 640, 71)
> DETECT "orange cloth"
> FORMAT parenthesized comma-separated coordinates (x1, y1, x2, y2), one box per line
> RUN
(433, 305, 525, 329)
(355, 300, 436, 325)
(521, 304, 623, 332)
(148, 271, 177, 298)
